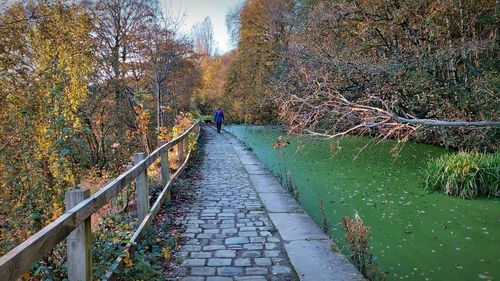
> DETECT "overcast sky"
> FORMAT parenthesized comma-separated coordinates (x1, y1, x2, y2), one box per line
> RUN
(162, 0, 244, 54)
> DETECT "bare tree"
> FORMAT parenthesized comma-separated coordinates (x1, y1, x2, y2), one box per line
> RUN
(92, 0, 156, 99)
(191, 17, 215, 56)
(146, 23, 193, 133)
(225, 2, 243, 48)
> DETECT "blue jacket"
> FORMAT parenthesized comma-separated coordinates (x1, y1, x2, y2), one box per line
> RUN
(214, 110, 224, 123)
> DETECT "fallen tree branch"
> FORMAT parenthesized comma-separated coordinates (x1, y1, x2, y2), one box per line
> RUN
(392, 116, 500, 127)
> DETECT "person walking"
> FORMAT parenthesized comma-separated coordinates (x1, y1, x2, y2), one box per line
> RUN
(214, 107, 224, 133)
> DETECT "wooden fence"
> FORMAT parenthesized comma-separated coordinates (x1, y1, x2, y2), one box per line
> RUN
(0, 121, 201, 281)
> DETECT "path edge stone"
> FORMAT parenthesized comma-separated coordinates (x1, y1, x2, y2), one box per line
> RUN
(221, 127, 365, 281)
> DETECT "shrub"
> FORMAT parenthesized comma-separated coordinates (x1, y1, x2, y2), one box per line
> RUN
(424, 151, 499, 199)
(342, 213, 385, 280)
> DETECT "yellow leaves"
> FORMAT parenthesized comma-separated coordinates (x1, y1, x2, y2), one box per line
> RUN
(355, 22, 369, 35)
(123, 256, 133, 267)
(0, 2, 95, 251)
(122, 249, 133, 267)
(112, 236, 121, 243)
(51, 202, 63, 220)
(15, 200, 23, 209)
(158, 127, 172, 142)
(30, 1, 93, 132)
(162, 247, 171, 260)
(134, 105, 151, 135)
(162, 105, 172, 113)
(21, 272, 31, 280)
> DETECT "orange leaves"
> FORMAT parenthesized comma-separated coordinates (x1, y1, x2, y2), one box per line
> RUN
(342, 212, 384, 278)
(50, 202, 63, 221)
(134, 105, 151, 136)
(122, 249, 133, 267)
(223, 0, 291, 123)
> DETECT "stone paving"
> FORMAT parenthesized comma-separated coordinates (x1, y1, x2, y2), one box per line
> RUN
(171, 127, 296, 281)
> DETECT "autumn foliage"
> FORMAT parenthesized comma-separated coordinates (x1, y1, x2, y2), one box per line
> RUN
(0, 0, 200, 255)
(1, 1, 94, 251)
(274, 0, 499, 150)
(222, 0, 292, 124)
(215, 0, 498, 150)
(343, 214, 385, 280)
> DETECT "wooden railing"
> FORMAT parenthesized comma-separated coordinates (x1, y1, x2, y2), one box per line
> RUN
(0, 121, 201, 281)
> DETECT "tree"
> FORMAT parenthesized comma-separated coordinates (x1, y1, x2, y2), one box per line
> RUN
(148, 25, 177, 133)
(275, 0, 499, 151)
(225, 3, 244, 49)
(191, 17, 216, 56)
(194, 51, 237, 115)
(0, 0, 203, 253)
(0, 0, 94, 251)
(224, 0, 292, 123)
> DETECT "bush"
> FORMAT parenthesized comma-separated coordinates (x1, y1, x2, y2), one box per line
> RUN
(342, 213, 385, 280)
(424, 152, 500, 199)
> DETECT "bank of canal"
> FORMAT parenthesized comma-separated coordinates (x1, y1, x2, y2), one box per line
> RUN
(225, 125, 499, 281)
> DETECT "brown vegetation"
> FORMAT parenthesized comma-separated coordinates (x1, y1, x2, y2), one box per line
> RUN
(213, 0, 499, 150)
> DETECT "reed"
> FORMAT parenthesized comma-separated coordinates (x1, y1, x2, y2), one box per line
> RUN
(424, 151, 499, 199)
(342, 213, 385, 280)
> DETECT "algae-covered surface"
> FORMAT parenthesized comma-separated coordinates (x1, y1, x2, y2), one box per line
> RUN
(225, 125, 499, 281)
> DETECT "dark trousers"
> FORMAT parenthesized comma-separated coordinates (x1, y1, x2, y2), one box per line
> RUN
(216, 121, 222, 133)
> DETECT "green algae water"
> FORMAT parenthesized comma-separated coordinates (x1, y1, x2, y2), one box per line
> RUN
(226, 125, 499, 281)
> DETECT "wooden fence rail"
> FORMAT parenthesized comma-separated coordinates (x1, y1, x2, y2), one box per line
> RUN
(0, 121, 201, 281)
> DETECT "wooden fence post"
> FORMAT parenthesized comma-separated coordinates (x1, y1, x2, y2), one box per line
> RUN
(134, 153, 149, 222)
(183, 136, 189, 158)
(66, 189, 92, 281)
(158, 141, 172, 203)
(177, 140, 184, 166)
(159, 141, 170, 186)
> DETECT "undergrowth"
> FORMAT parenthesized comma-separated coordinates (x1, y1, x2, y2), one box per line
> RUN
(273, 135, 300, 200)
(115, 127, 204, 279)
(343, 213, 385, 281)
(424, 151, 499, 199)
(22, 127, 203, 281)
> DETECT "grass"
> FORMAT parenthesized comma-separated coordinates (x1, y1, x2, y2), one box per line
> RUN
(424, 152, 500, 199)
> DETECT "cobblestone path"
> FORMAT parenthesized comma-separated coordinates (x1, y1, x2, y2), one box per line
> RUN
(171, 127, 296, 281)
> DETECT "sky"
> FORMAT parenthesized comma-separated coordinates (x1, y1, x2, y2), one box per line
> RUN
(162, 0, 244, 54)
